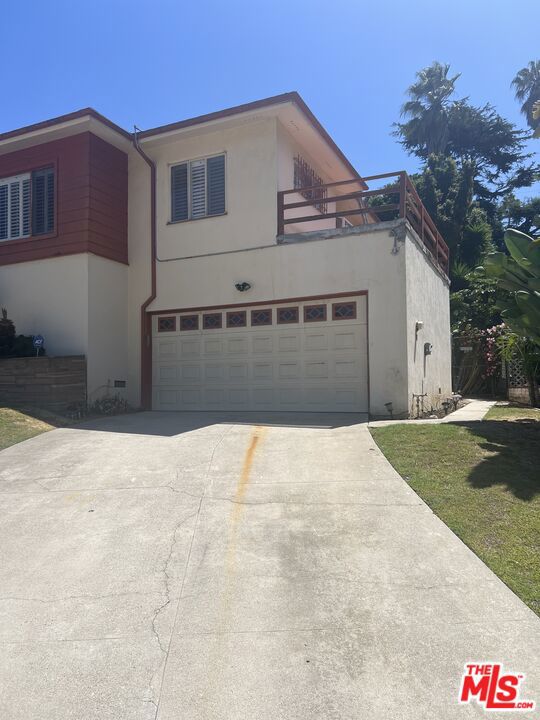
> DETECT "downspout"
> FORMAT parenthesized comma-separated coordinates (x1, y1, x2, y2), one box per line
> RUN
(133, 127, 156, 410)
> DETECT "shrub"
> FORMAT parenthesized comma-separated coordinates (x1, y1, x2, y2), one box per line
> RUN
(89, 394, 130, 416)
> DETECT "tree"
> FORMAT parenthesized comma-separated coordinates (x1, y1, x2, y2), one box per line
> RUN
(450, 273, 501, 332)
(512, 60, 540, 131)
(395, 63, 539, 199)
(396, 62, 460, 156)
(411, 154, 493, 269)
(394, 61, 540, 347)
(479, 229, 540, 344)
(479, 228, 540, 405)
(498, 195, 540, 239)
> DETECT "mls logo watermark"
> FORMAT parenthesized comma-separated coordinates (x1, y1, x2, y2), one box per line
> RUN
(459, 663, 535, 711)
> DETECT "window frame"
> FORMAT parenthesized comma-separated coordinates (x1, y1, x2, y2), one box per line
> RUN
(169, 152, 227, 224)
(0, 164, 57, 244)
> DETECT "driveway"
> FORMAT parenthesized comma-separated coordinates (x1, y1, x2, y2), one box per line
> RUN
(0, 412, 538, 719)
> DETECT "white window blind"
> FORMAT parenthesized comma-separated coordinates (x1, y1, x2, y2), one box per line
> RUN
(171, 154, 225, 222)
(190, 159, 206, 219)
(0, 174, 31, 241)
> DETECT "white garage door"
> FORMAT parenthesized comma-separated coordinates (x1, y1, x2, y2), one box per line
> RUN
(152, 295, 368, 412)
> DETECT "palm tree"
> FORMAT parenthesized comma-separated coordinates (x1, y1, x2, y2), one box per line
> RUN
(512, 60, 540, 130)
(398, 62, 461, 157)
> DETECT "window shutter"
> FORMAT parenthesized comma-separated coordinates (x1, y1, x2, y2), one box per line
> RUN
(22, 178, 31, 236)
(0, 185, 7, 240)
(46, 169, 54, 233)
(190, 159, 206, 219)
(207, 155, 225, 216)
(171, 163, 188, 222)
(32, 167, 54, 236)
(9, 182, 20, 238)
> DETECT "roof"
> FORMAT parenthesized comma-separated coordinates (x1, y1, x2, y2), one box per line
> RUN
(0, 93, 360, 180)
(0, 107, 132, 143)
(136, 92, 360, 180)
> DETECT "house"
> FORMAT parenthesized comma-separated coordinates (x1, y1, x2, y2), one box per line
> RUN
(0, 92, 451, 418)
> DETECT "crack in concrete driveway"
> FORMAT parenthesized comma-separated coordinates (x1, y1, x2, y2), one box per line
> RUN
(0, 411, 538, 720)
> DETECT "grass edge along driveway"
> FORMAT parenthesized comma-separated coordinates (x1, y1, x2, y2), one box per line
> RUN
(0, 407, 55, 451)
(370, 405, 540, 617)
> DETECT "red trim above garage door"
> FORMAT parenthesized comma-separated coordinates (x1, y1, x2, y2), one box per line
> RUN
(148, 290, 368, 316)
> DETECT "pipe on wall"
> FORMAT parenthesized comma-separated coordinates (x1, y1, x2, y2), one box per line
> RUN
(133, 129, 156, 409)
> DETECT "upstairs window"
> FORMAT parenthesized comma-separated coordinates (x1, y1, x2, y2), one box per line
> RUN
(0, 167, 54, 241)
(171, 154, 225, 222)
(293, 155, 327, 215)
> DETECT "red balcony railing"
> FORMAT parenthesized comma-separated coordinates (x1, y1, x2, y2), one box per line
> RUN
(277, 171, 449, 274)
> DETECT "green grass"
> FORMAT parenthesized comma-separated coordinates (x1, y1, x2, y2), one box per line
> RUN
(370, 408, 540, 616)
(0, 407, 55, 451)
(486, 404, 540, 422)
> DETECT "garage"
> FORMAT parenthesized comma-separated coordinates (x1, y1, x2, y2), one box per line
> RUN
(152, 294, 368, 412)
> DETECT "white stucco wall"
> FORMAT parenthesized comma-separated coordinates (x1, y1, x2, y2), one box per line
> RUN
(404, 234, 452, 414)
(152, 117, 278, 259)
(87, 254, 128, 402)
(0, 255, 89, 357)
(0, 253, 130, 403)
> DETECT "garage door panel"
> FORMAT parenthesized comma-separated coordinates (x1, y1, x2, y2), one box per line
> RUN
(204, 364, 225, 380)
(203, 338, 223, 355)
(278, 361, 300, 379)
(180, 365, 200, 380)
(228, 388, 250, 407)
(304, 386, 331, 406)
(180, 388, 202, 406)
(252, 335, 273, 354)
(334, 388, 361, 407)
(227, 337, 248, 355)
(253, 362, 273, 380)
(278, 387, 302, 406)
(229, 363, 249, 380)
(305, 360, 329, 379)
(179, 339, 201, 357)
(204, 388, 224, 407)
(157, 365, 178, 382)
(156, 389, 177, 406)
(253, 388, 274, 406)
(333, 330, 359, 350)
(277, 334, 300, 352)
(156, 340, 178, 359)
(334, 359, 360, 379)
(152, 295, 367, 412)
(304, 331, 329, 351)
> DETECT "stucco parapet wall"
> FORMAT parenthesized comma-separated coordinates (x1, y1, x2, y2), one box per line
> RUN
(277, 218, 450, 286)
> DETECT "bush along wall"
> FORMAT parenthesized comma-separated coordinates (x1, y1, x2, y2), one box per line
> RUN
(0, 309, 45, 358)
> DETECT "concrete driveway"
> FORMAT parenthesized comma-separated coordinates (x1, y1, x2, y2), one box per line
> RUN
(0, 412, 538, 719)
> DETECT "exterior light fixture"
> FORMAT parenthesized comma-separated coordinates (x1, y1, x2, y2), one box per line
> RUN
(235, 282, 251, 292)
(415, 321, 424, 332)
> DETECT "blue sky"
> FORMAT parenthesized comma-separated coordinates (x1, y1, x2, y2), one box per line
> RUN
(3, 0, 539, 193)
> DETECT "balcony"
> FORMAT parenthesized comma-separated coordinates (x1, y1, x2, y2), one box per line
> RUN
(277, 171, 449, 275)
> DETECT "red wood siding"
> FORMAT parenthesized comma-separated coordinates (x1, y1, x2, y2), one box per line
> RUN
(87, 133, 128, 264)
(0, 132, 128, 266)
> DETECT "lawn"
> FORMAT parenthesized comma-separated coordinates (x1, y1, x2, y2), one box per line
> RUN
(0, 407, 55, 451)
(486, 404, 540, 422)
(370, 406, 540, 616)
